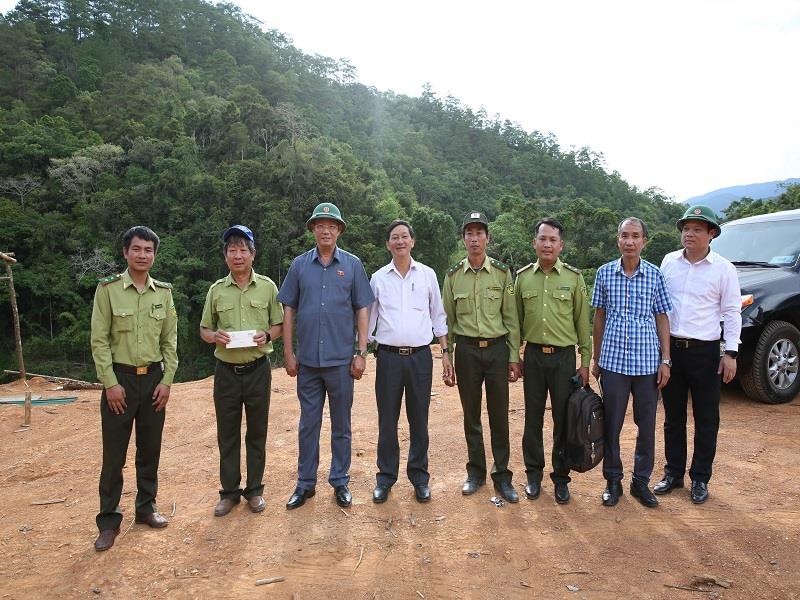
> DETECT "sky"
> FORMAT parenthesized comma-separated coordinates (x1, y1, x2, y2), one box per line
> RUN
(3, 0, 799, 201)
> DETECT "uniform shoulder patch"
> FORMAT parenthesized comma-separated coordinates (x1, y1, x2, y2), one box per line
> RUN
(490, 258, 509, 272)
(98, 273, 121, 285)
(152, 279, 173, 289)
(254, 273, 274, 284)
(563, 263, 581, 274)
(446, 259, 465, 277)
(515, 263, 534, 275)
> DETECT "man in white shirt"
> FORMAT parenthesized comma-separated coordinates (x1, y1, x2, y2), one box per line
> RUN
(368, 219, 454, 503)
(657, 205, 741, 504)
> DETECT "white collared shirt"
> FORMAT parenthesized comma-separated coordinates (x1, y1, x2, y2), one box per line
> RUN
(368, 257, 448, 347)
(660, 248, 742, 351)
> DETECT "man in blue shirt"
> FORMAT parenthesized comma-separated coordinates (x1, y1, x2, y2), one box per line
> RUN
(591, 217, 673, 508)
(277, 202, 375, 510)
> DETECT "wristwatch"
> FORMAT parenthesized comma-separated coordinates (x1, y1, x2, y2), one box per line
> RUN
(441, 347, 451, 354)
(724, 350, 738, 358)
(661, 358, 672, 367)
(355, 349, 369, 358)
(265, 332, 271, 343)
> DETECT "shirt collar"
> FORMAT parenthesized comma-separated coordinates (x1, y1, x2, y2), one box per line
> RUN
(388, 256, 417, 275)
(462, 255, 490, 273)
(680, 248, 715, 264)
(223, 269, 256, 287)
(312, 245, 340, 264)
(122, 269, 155, 292)
(614, 257, 643, 277)
(533, 258, 563, 274)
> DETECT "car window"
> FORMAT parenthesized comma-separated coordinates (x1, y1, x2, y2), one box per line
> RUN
(714, 220, 800, 265)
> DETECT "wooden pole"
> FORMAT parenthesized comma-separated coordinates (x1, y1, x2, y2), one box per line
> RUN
(23, 389, 31, 426)
(1, 252, 25, 382)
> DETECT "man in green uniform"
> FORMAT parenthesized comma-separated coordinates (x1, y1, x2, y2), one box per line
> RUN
(200, 225, 284, 517)
(515, 217, 591, 504)
(90, 226, 178, 551)
(442, 211, 521, 503)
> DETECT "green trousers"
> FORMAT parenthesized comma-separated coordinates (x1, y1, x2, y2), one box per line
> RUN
(97, 366, 165, 531)
(454, 340, 512, 484)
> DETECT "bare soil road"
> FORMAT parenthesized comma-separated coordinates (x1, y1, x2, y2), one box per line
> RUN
(1, 353, 797, 599)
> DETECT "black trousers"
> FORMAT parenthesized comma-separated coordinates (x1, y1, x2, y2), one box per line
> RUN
(454, 340, 512, 484)
(661, 340, 721, 483)
(97, 365, 165, 531)
(522, 344, 574, 485)
(214, 358, 271, 500)
(600, 369, 659, 484)
(374, 346, 432, 486)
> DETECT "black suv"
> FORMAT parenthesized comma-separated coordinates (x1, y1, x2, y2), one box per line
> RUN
(712, 209, 800, 404)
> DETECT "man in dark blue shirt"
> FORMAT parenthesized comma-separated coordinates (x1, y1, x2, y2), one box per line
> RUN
(277, 202, 375, 510)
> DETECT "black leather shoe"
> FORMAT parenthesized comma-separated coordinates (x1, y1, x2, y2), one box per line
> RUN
(414, 484, 432, 503)
(213, 497, 239, 517)
(630, 480, 658, 508)
(602, 480, 623, 507)
(94, 527, 120, 551)
(690, 480, 709, 504)
(554, 482, 570, 504)
(247, 496, 266, 513)
(286, 487, 315, 510)
(135, 512, 169, 527)
(373, 484, 391, 504)
(461, 477, 485, 496)
(524, 481, 541, 500)
(653, 474, 684, 495)
(494, 481, 519, 503)
(334, 485, 352, 507)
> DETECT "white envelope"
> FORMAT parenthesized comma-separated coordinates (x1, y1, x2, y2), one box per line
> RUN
(226, 330, 257, 348)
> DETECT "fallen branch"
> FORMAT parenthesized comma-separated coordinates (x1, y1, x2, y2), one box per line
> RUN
(663, 584, 712, 593)
(171, 501, 176, 517)
(255, 576, 285, 586)
(31, 498, 66, 505)
(119, 516, 135, 539)
(560, 570, 591, 575)
(3, 370, 102, 389)
(352, 545, 365, 575)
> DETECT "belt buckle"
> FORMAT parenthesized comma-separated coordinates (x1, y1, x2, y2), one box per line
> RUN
(136, 366, 148, 376)
(675, 339, 689, 349)
(399, 347, 411, 356)
(542, 346, 554, 354)
(233, 364, 247, 375)
(478, 340, 489, 348)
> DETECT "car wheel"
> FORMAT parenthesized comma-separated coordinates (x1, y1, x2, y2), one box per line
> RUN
(740, 320, 800, 404)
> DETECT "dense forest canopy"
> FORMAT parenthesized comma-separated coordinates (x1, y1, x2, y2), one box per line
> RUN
(1, 0, 743, 382)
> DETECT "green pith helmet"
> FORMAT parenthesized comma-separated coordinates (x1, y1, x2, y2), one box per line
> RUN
(461, 210, 489, 233)
(677, 205, 721, 238)
(306, 202, 346, 232)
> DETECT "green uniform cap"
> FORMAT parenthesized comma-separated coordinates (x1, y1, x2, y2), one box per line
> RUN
(462, 210, 489, 233)
(307, 202, 346, 232)
(677, 205, 721, 238)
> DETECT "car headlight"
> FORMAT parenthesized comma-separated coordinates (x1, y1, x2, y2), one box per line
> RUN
(741, 294, 754, 310)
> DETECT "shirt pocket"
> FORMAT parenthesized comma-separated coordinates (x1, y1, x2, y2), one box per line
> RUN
(411, 285, 429, 311)
(484, 288, 502, 316)
(249, 298, 269, 328)
(454, 292, 472, 315)
(112, 308, 134, 333)
(216, 302, 236, 330)
(551, 289, 572, 315)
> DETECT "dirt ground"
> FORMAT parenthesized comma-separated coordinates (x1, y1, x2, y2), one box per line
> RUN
(1, 353, 798, 600)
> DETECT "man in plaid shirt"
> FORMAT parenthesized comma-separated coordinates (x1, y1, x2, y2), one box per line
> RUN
(591, 217, 673, 508)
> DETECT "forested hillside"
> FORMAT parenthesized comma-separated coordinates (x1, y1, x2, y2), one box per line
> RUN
(0, 0, 685, 381)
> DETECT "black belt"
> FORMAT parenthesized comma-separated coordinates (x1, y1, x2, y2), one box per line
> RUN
(378, 344, 428, 356)
(218, 355, 267, 375)
(456, 335, 506, 348)
(113, 362, 162, 376)
(671, 336, 719, 349)
(527, 343, 572, 354)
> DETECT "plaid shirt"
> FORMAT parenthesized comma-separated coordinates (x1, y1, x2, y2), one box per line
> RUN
(591, 258, 673, 375)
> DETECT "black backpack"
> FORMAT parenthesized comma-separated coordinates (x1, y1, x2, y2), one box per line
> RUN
(565, 378, 604, 473)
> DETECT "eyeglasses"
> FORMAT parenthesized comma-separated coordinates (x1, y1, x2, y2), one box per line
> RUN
(314, 224, 339, 233)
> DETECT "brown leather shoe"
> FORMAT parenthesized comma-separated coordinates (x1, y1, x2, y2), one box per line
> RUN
(247, 496, 266, 513)
(214, 497, 239, 517)
(94, 527, 120, 551)
(135, 512, 169, 528)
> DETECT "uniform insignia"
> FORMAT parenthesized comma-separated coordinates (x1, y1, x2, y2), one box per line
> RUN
(490, 259, 509, 272)
(558, 286, 571, 291)
(337, 270, 345, 277)
(323, 206, 331, 213)
(563, 263, 581, 274)
(447, 260, 465, 277)
(470, 212, 480, 218)
(506, 284, 514, 295)
(693, 208, 702, 215)
(98, 273, 121, 285)
(153, 279, 173, 289)
(153, 303, 163, 309)
(516, 263, 533, 275)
